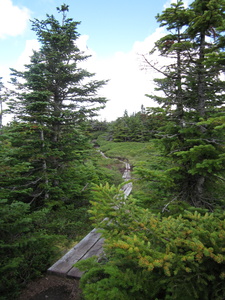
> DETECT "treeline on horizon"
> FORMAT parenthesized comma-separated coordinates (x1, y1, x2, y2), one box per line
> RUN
(0, 1, 225, 299)
(90, 105, 169, 142)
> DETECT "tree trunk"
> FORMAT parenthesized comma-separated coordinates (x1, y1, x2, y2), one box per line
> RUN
(40, 128, 49, 200)
(176, 27, 184, 127)
(197, 32, 206, 117)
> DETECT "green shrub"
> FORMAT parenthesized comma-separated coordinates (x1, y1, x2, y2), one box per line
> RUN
(0, 200, 60, 299)
(76, 184, 225, 300)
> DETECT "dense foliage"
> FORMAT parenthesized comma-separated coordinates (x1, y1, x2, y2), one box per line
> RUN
(140, 0, 225, 209)
(76, 1, 225, 299)
(0, 200, 59, 299)
(77, 184, 225, 300)
(109, 108, 160, 142)
(91, 106, 167, 142)
(5, 5, 107, 208)
(0, 5, 111, 299)
(1, 0, 225, 299)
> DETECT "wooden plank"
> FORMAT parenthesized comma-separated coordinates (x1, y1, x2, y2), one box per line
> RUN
(123, 182, 133, 198)
(47, 228, 102, 277)
(47, 153, 133, 279)
(67, 237, 105, 278)
(122, 163, 131, 179)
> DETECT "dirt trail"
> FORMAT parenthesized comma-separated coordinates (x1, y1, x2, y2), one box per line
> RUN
(19, 275, 81, 300)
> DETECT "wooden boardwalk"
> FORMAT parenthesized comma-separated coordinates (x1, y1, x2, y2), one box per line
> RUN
(47, 158, 132, 279)
(48, 228, 104, 278)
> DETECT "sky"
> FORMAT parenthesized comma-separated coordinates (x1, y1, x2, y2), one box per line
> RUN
(0, 0, 188, 122)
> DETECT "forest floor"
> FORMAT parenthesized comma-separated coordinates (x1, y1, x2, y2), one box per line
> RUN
(18, 274, 82, 300)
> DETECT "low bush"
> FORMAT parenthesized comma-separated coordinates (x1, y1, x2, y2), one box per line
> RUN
(0, 200, 60, 299)
(76, 184, 225, 300)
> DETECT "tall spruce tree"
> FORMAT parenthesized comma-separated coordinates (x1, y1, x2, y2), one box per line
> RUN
(147, 0, 191, 124)
(144, 0, 225, 208)
(6, 5, 107, 207)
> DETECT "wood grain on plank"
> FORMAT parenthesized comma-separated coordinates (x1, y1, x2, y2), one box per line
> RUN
(67, 237, 105, 278)
(47, 228, 102, 276)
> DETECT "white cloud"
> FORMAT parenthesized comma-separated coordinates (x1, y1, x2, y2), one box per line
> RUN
(76, 35, 91, 53)
(82, 28, 165, 121)
(83, 0, 194, 122)
(15, 39, 40, 69)
(2, 39, 40, 125)
(2, 39, 39, 84)
(0, 0, 30, 38)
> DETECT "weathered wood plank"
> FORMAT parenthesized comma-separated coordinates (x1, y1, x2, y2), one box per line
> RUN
(47, 228, 102, 277)
(122, 182, 133, 198)
(67, 237, 105, 278)
(122, 163, 131, 180)
(47, 152, 133, 278)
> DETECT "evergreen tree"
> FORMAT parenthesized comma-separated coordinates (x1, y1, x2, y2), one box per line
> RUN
(148, 0, 191, 124)
(110, 108, 158, 142)
(0, 199, 59, 299)
(144, 0, 225, 208)
(6, 5, 107, 207)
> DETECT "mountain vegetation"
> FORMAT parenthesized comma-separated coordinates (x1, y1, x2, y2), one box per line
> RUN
(0, 5, 112, 299)
(0, 1, 225, 299)
(78, 0, 225, 299)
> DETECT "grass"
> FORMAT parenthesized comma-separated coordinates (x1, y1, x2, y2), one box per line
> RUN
(96, 135, 174, 210)
(96, 135, 160, 166)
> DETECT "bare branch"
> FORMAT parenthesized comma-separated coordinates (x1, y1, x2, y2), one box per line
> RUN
(213, 174, 225, 182)
(141, 54, 176, 79)
(162, 195, 180, 213)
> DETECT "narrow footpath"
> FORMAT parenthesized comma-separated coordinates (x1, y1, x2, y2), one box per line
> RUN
(47, 153, 132, 279)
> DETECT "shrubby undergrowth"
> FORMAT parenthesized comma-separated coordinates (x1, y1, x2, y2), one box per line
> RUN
(76, 184, 225, 300)
(0, 200, 60, 299)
